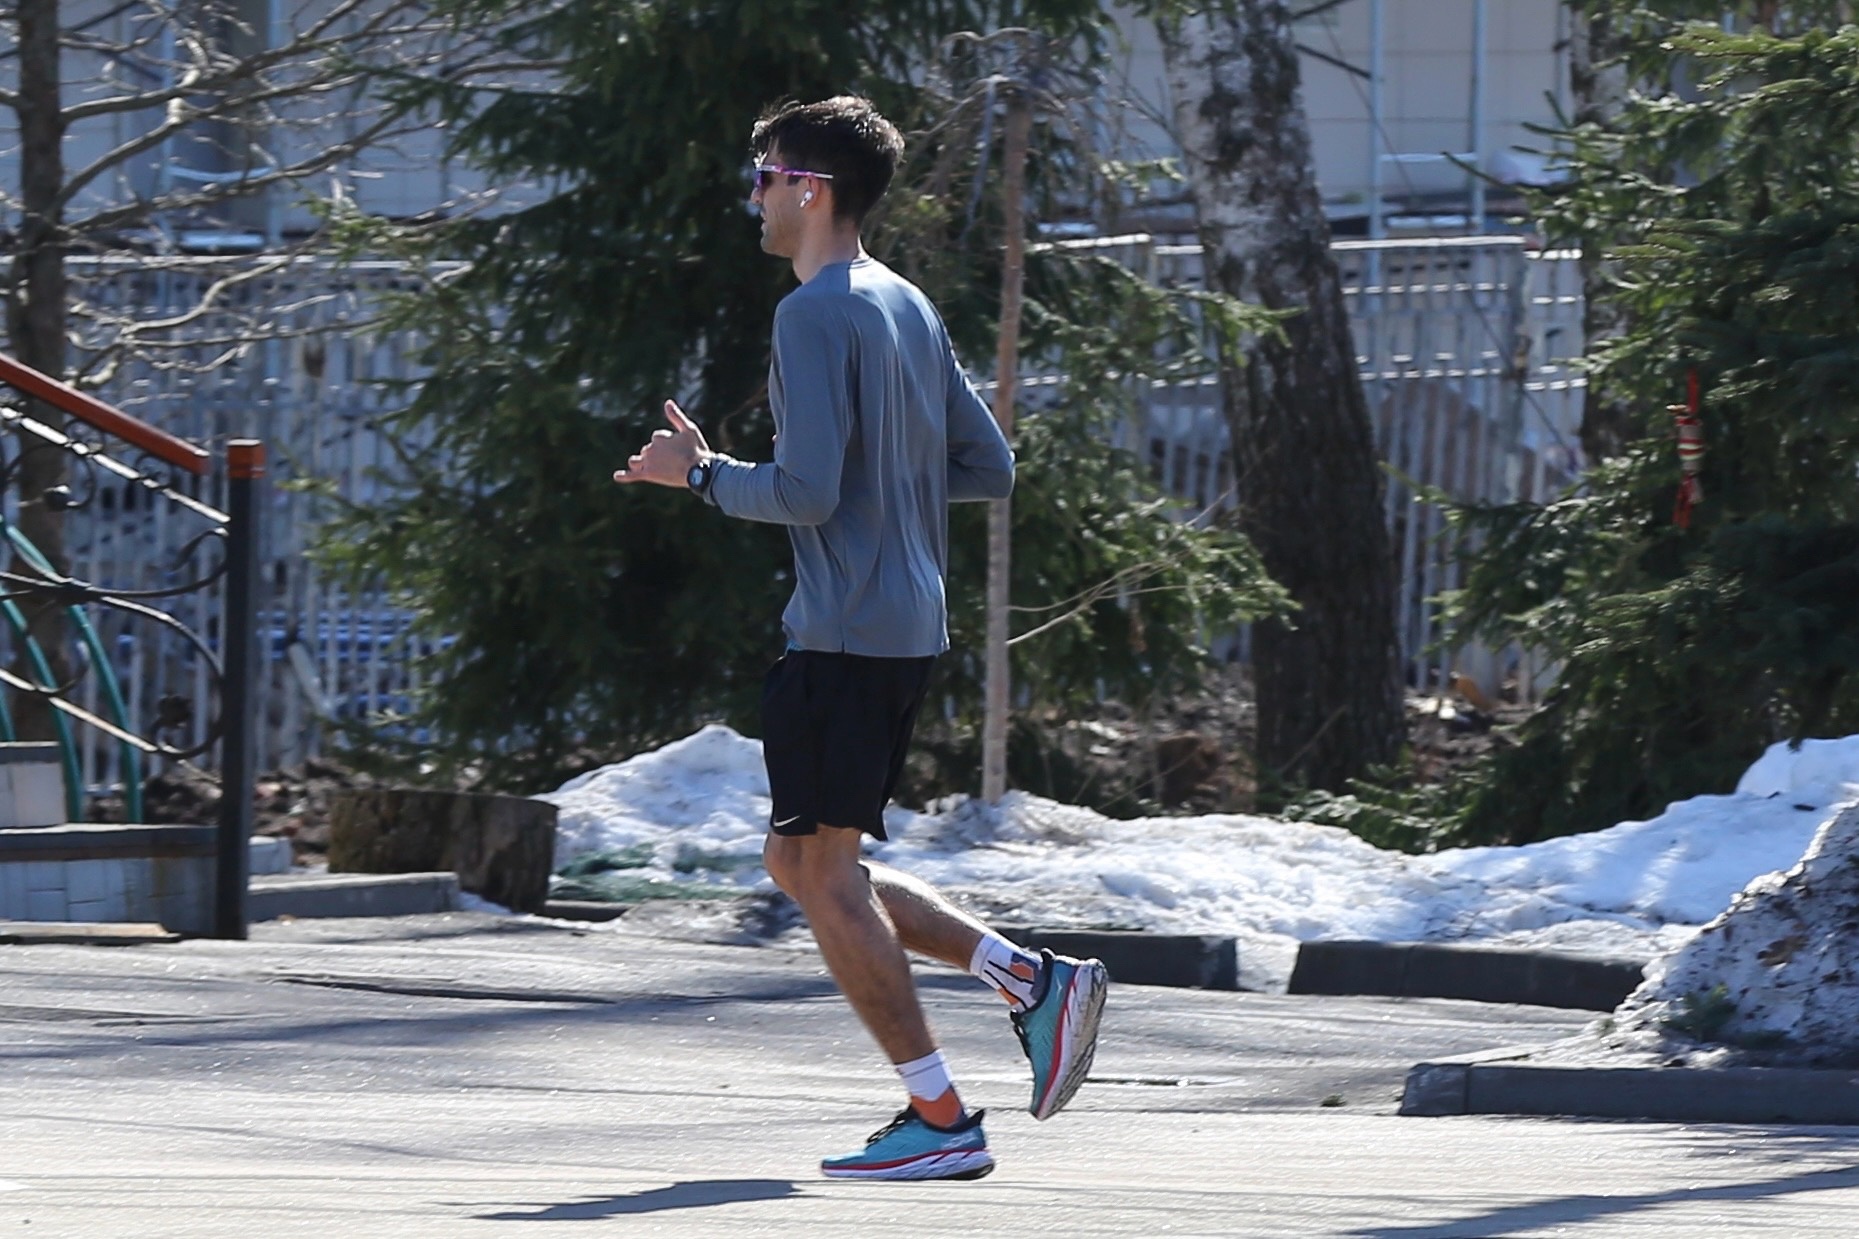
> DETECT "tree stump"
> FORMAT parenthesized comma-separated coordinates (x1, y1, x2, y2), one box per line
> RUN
(328, 789, 557, 914)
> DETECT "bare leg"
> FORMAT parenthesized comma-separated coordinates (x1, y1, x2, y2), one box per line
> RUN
(763, 828, 938, 1064)
(863, 860, 988, 972)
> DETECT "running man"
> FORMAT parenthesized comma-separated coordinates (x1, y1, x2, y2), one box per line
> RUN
(614, 96, 1108, 1182)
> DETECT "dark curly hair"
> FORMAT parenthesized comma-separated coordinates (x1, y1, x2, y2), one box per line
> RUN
(752, 96, 904, 225)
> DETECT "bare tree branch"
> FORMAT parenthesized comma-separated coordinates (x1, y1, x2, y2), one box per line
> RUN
(54, 75, 438, 216)
(57, 0, 472, 123)
(3, 0, 530, 436)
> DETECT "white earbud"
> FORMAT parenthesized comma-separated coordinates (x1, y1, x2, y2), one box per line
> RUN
(802, 191, 814, 205)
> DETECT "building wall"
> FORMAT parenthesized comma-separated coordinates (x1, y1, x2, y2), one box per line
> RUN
(0, 0, 532, 248)
(4, 0, 1571, 247)
(1107, 0, 1571, 224)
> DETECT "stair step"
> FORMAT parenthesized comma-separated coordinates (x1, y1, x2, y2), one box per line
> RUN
(0, 921, 179, 946)
(0, 743, 67, 830)
(249, 836, 293, 875)
(248, 872, 459, 922)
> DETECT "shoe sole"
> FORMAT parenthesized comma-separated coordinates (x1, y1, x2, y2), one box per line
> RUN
(1030, 958, 1109, 1120)
(821, 1149, 996, 1181)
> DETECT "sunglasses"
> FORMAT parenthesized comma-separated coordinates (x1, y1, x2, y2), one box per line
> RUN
(751, 164, 835, 190)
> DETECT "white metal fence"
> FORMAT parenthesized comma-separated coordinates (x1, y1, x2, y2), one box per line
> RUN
(1126, 234, 1584, 700)
(46, 259, 441, 794)
(40, 239, 1583, 790)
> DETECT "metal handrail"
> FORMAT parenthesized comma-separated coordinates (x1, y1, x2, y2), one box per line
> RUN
(0, 354, 210, 475)
(0, 351, 260, 939)
(1, 521, 145, 822)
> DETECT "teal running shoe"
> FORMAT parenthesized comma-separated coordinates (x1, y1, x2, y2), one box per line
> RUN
(1012, 949, 1109, 1120)
(820, 1107, 994, 1181)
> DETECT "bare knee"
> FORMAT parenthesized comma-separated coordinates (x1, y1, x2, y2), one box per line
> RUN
(763, 834, 804, 898)
(763, 832, 864, 909)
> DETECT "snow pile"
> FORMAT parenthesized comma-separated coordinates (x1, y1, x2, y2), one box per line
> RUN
(1537, 741, 1859, 1065)
(547, 725, 773, 873)
(538, 727, 1859, 990)
(1606, 803, 1859, 1063)
(1735, 734, 1859, 798)
(1415, 783, 1838, 929)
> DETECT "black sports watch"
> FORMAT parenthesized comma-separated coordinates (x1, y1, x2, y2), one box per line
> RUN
(686, 457, 718, 502)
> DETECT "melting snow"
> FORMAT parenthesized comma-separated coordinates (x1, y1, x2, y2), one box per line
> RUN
(539, 726, 1859, 991)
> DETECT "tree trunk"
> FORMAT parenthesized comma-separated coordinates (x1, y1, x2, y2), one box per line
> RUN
(1158, 1, 1403, 795)
(328, 788, 559, 914)
(1570, 3, 1634, 464)
(7, 0, 73, 743)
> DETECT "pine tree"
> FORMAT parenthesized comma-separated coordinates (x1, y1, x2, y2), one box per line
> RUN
(1431, 5, 1859, 844)
(321, 0, 1287, 791)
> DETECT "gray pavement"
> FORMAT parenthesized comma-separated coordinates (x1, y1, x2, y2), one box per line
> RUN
(3, 912, 1858, 1237)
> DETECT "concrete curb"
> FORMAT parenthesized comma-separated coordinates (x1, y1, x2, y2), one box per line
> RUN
(997, 925, 1239, 990)
(541, 900, 628, 923)
(249, 872, 458, 922)
(534, 902, 1242, 991)
(1289, 940, 1646, 1011)
(1402, 1047, 1859, 1125)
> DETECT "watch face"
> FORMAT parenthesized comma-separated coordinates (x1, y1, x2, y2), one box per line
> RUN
(687, 464, 705, 489)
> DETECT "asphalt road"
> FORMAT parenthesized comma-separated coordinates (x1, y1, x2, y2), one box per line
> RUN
(3, 912, 1857, 1237)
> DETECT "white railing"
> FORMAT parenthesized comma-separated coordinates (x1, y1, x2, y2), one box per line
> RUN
(1100, 235, 1583, 701)
(54, 240, 1584, 787)
(56, 259, 440, 788)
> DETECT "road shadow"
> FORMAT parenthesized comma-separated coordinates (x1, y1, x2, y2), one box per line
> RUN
(1349, 1164, 1859, 1238)
(476, 1178, 801, 1220)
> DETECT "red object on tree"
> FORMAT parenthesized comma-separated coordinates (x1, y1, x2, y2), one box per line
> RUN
(1673, 370, 1705, 528)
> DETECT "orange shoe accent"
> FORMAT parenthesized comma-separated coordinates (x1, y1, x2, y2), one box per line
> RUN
(911, 1087, 965, 1129)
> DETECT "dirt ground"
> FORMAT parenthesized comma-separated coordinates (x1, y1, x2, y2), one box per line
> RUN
(899, 660, 1534, 821)
(131, 756, 382, 863)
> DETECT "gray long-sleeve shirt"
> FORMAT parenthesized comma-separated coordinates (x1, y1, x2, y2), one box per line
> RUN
(706, 256, 1014, 657)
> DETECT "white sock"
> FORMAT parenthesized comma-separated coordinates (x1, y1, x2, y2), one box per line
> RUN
(969, 933, 1043, 1012)
(896, 1050, 956, 1107)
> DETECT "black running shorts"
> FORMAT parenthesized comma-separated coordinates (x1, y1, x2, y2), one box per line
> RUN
(760, 649, 937, 841)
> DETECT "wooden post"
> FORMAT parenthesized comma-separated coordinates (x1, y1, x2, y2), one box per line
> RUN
(982, 84, 1033, 805)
